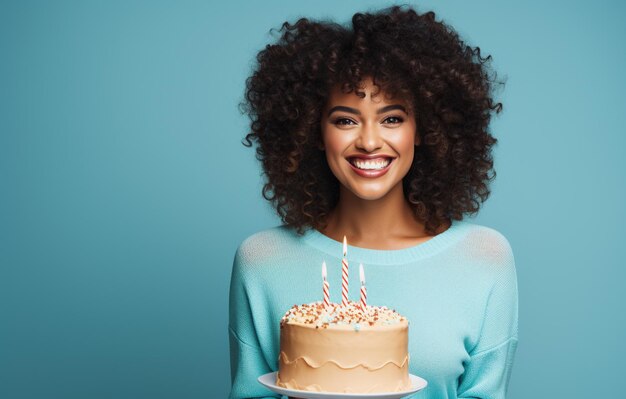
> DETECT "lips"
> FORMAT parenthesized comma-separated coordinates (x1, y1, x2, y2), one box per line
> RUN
(346, 156, 395, 178)
(347, 154, 395, 160)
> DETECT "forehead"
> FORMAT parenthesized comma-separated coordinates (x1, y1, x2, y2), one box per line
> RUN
(325, 78, 407, 108)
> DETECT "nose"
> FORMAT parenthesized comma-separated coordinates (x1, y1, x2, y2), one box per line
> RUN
(355, 123, 383, 152)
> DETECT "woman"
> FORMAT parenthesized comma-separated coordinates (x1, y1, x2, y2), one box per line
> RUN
(229, 5, 518, 399)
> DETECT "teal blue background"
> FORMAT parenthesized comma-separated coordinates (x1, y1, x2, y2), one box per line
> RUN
(1, 1, 624, 398)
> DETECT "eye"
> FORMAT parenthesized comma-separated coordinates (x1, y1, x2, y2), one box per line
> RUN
(383, 116, 404, 124)
(333, 117, 356, 126)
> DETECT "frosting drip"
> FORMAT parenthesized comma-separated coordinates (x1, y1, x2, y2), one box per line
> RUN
(278, 351, 409, 370)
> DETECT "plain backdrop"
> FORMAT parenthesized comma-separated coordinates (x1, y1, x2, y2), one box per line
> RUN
(1, 1, 624, 398)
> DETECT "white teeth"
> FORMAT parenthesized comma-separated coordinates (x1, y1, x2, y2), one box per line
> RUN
(352, 158, 391, 170)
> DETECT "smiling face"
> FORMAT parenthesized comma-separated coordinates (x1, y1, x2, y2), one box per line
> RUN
(320, 77, 419, 201)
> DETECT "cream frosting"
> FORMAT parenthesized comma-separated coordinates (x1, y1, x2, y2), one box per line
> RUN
(277, 300, 410, 393)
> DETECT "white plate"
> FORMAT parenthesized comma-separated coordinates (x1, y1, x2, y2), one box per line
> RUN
(258, 372, 427, 399)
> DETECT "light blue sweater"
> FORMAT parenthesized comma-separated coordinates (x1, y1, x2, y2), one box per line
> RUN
(228, 219, 518, 399)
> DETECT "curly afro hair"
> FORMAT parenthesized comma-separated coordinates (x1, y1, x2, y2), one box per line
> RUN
(240, 4, 504, 235)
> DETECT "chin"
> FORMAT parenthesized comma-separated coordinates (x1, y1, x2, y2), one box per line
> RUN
(348, 187, 394, 201)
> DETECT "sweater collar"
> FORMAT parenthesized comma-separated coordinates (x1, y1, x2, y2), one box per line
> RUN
(301, 219, 469, 265)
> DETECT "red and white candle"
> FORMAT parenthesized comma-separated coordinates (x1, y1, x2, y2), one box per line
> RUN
(341, 236, 349, 306)
(359, 263, 367, 311)
(322, 261, 330, 308)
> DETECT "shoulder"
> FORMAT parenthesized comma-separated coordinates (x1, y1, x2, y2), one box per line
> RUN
(234, 224, 304, 267)
(455, 222, 518, 308)
(455, 220, 516, 270)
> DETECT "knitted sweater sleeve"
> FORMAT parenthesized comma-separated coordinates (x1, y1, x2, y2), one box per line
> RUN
(228, 242, 280, 399)
(457, 232, 519, 399)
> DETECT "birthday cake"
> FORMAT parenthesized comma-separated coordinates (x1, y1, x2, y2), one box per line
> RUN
(276, 300, 410, 393)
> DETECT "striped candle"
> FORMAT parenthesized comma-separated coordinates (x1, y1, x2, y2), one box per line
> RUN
(322, 261, 330, 308)
(359, 263, 367, 311)
(341, 236, 349, 306)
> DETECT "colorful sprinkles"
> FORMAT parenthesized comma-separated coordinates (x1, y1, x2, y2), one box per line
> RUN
(280, 300, 407, 330)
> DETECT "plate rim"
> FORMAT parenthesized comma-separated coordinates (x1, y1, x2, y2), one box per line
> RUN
(258, 371, 428, 399)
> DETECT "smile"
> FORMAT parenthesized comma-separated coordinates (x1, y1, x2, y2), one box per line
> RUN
(349, 157, 392, 170)
(346, 157, 394, 177)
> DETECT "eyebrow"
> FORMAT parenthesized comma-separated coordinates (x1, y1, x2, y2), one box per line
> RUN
(327, 104, 408, 117)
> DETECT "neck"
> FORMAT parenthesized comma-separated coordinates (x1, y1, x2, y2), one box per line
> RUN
(321, 182, 441, 249)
